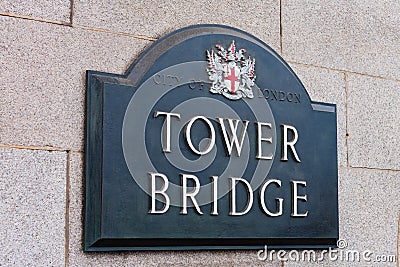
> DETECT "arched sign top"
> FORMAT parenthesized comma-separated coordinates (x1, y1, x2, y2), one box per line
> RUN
(85, 24, 338, 251)
(124, 24, 313, 105)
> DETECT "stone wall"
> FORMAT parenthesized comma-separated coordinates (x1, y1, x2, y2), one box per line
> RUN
(0, 1, 399, 266)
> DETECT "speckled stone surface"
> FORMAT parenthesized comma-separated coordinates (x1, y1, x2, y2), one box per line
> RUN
(347, 74, 400, 170)
(282, 0, 400, 80)
(284, 167, 400, 266)
(67, 152, 282, 266)
(290, 63, 346, 167)
(0, 0, 70, 22)
(1, 1, 400, 266)
(397, 221, 400, 266)
(337, 167, 399, 266)
(0, 16, 150, 151)
(73, 0, 281, 52)
(0, 148, 66, 266)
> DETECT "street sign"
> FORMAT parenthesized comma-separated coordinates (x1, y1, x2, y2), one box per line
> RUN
(85, 24, 338, 251)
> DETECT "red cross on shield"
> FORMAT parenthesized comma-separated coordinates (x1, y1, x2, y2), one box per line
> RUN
(224, 65, 240, 94)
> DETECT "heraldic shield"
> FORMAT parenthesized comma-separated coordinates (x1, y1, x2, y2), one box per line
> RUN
(207, 40, 256, 100)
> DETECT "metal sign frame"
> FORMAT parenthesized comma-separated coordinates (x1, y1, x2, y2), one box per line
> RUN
(85, 24, 338, 251)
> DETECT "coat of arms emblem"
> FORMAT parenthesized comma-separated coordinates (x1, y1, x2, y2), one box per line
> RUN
(206, 40, 256, 100)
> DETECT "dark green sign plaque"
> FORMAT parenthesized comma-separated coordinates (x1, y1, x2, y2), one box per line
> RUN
(85, 25, 338, 251)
